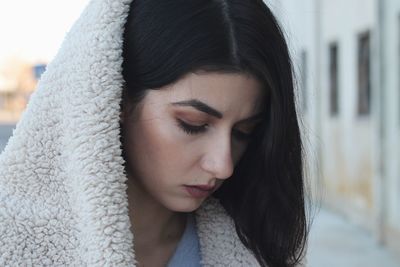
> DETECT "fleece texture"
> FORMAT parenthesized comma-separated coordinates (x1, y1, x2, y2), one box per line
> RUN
(0, 0, 261, 266)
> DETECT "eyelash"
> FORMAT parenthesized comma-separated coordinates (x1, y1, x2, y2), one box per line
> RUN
(176, 119, 252, 141)
(177, 119, 208, 134)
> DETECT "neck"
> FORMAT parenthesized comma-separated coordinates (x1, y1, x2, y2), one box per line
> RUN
(125, 175, 187, 247)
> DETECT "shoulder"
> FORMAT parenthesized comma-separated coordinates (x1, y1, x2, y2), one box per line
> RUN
(195, 197, 260, 267)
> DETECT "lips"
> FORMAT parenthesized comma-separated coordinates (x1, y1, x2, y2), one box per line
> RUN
(184, 185, 215, 198)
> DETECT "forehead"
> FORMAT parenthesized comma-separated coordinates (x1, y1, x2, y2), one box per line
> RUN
(147, 72, 265, 117)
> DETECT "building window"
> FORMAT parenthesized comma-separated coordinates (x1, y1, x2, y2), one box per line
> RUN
(329, 42, 339, 116)
(357, 31, 371, 116)
(300, 50, 308, 112)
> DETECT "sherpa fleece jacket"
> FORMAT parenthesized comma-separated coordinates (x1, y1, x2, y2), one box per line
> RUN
(0, 0, 263, 266)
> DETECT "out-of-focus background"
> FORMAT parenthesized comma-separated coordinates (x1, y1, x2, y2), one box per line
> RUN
(0, 0, 90, 122)
(0, 0, 399, 266)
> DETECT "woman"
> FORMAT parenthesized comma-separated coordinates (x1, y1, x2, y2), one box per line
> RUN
(0, 0, 308, 266)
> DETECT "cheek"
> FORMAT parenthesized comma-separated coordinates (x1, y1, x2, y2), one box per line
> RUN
(124, 116, 195, 181)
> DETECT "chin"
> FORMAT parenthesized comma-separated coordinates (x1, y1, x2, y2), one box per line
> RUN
(164, 197, 206, 213)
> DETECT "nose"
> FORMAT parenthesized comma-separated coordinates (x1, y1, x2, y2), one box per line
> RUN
(200, 131, 234, 180)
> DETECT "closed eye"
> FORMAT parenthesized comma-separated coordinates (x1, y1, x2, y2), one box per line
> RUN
(176, 119, 208, 135)
(232, 129, 252, 141)
(177, 119, 253, 142)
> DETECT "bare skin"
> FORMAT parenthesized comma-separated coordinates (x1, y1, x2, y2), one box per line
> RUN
(126, 176, 186, 266)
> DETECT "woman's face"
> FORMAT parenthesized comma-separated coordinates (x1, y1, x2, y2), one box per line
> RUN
(122, 71, 264, 212)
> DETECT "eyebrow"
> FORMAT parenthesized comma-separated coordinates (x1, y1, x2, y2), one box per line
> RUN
(171, 99, 263, 123)
(171, 99, 223, 118)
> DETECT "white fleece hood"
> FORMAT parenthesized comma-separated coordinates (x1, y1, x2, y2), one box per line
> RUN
(0, 0, 260, 266)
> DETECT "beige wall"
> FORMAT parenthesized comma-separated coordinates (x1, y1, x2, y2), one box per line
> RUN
(269, 0, 400, 254)
(0, 57, 40, 117)
(380, 0, 400, 253)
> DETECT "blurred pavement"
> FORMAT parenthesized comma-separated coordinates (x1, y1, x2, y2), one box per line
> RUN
(307, 208, 400, 267)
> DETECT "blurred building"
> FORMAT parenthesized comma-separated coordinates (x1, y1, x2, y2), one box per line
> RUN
(0, 57, 46, 119)
(266, 0, 400, 254)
